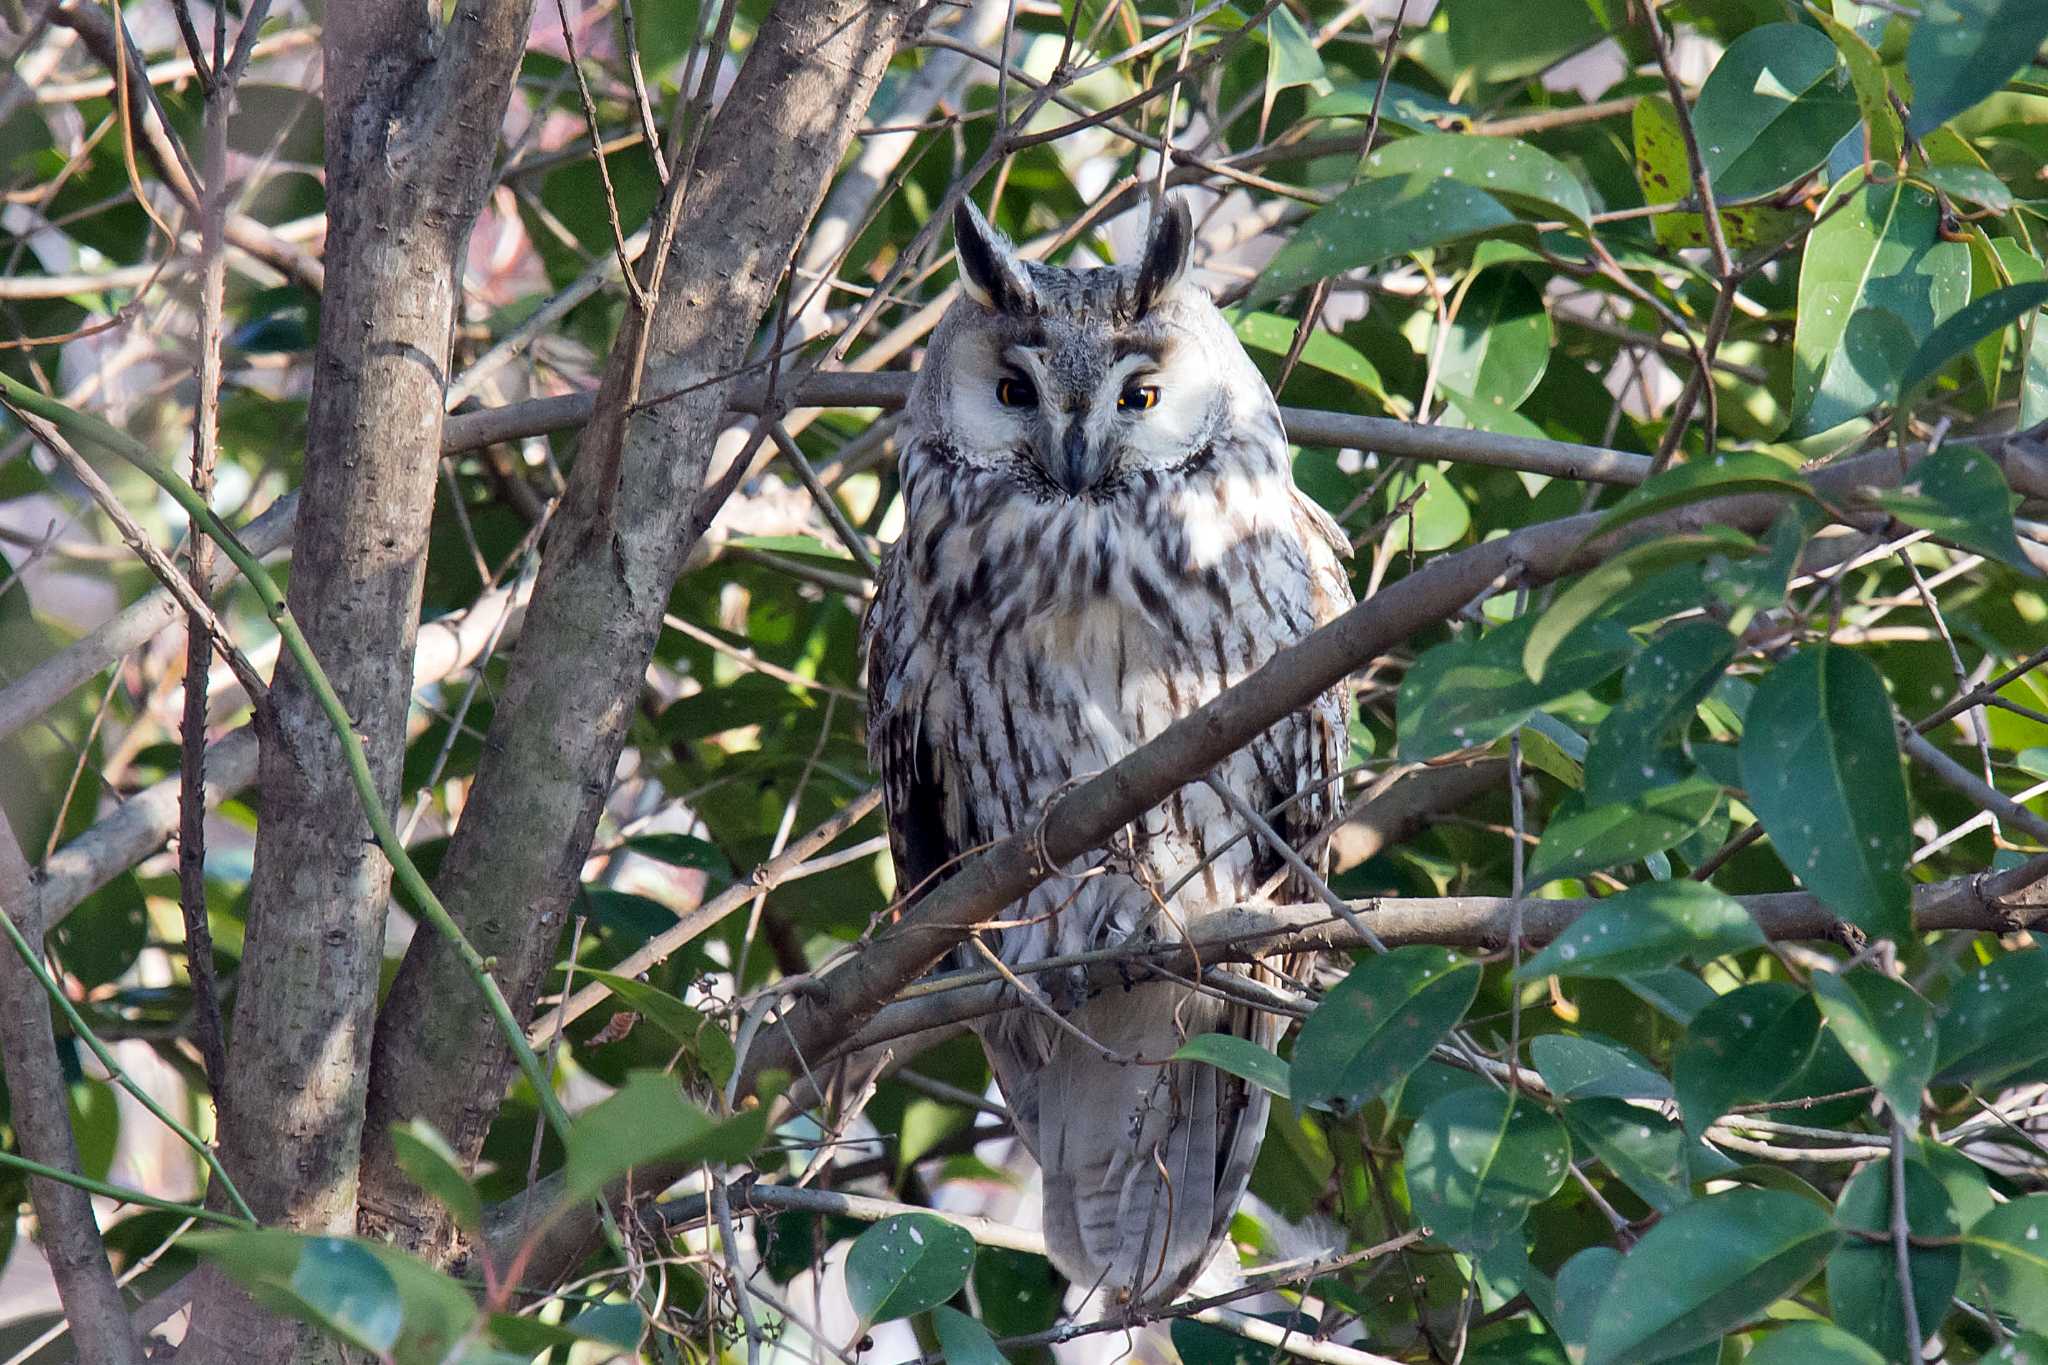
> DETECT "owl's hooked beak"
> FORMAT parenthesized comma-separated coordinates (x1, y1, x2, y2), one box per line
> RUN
(1051, 418, 1111, 496)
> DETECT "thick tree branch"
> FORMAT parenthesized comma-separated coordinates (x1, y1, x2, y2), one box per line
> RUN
(183, 4, 538, 1355)
(733, 439, 2043, 1095)
(359, 0, 927, 1266)
(0, 808, 145, 1365)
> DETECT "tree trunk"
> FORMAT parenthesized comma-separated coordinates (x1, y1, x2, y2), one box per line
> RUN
(180, 4, 534, 1361)
(357, 0, 923, 1267)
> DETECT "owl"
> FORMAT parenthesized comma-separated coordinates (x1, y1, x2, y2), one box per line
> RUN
(863, 198, 1354, 1304)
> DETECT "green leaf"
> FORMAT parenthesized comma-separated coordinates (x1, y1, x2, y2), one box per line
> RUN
(578, 970, 737, 1087)
(1359, 133, 1593, 230)
(1526, 777, 1723, 886)
(725, 533, 855, 561)
(1813, 9, 1902, 166)
(1921, 162, 2017, 213)
(1743, 1323, 1887, 1365)
(1306, 80, 1471, 133)
(1402, 1088, 1571, 1254)
(1399, 613, 1636, 760)
(1935, 947, 2048, 1086)
(1379, 463, 1471, 552)
(1562, 1098, 1691, 1213)
(932, 1305, 1009, 1364)
(1963, 1195, 2048, 1334)
(1524, 531, 1752, 683)
(1829, 1156, 1962, 1361)
(1873, 443, 2036, 574)
(1530, 1033, 1672, 1102)
(1790, 170, 1973, 436)
(1810, 969, 1935, 1124)
(1590, 451, 1814, 543)
(1692, 23, 1862, 200)
(1253, 173, 1516, 303)
(562, 1071, 770, 1203)
(186, 1230, 478, 1365)
(1437, 270, 1552, 416)
(1233, 311, 1387, 400)
(1263, 5, 1330, 100)
(1441, 0, 1607, 86)
(844, 1214, 976, 1326)
(1582, 1188, 1840, 1365)
(1739, 646, 1914, 937)
(1633, 96, 1800, 250)
(388, 1121, 482, 1234)
(1583, 622, 1736, 804)
(1517, 880, 1764, 981)
(1673, 982, 1822, 1134)
(1174, 1033, 1290, 1101)
(1904, 0, 2048, 136)
(1290, 946, 1482, 1115)
(621, 832, 734, 880)
(1899, 280, 2048, 396)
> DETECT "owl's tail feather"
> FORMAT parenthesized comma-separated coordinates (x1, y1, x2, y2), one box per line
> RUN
(996, 982, 1271, 1305)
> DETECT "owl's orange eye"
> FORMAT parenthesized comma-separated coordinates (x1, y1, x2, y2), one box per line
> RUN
(996, 377, 1037, 408)
(1119, 384, 1160, 411)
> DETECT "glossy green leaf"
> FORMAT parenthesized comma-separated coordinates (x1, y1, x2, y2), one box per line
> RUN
(1905, 0, 2048, 136)
(1829, 1156, 1962, 1361)
(1306, 80, 1471, 133)
(1517, 880, 1763, 981)
(932, 1305, 1009, 1364)
(844, 1214, 976, 1325)
(1403, 1088, 1571, 1253)
(1743, 1324, 1886, 1365)
(388, 1121, 482, 1234)
(1379, 463, 1471, 552)
(562, 1071, 770, 1203)
(1290, 946, 1481, 1115)
(1935, 947, 2048, 1086)
(1563, 1098, 1691, 1213)
(1253, 173, 1515, 303)
(1692, 23, 1861, 200)
(1634, 96, 1800, 249)
(1400, 613, 1636, 760)
(1442, 0, 1607, 86)
(1873, 443, 2035, 573)
(1437, 270, 1552, 415)
(1174, 1033, 1290, 1101)
(1963, 1195, 2048, 1334)
(1814, 10, 1902, 166)
(1922, 162, 2017, 213)
(1582, 1188, 1840, 1365)
(1263, 5, 1329, 100)
(579, 970, 737, 1087)
(1590, 451, 1813, 543)
(1673, 982, 1822, 1134)
(1526, 777, 1722, 886)
(1360, 133, 1593, 231)
(186, 1230, 478, 1365)
(1525, 531, 1752, 683)
(1790, 170, 1973, 435)
(1549, 1245, 1621, 1355)
(1738, 646, 1913, 938)
(1900, 280, 2048, 396)
(1530, 1033, 1673, 1102)
(1234, 311, 1388, 400)
(1584, 622, 1736, 804)
(1811, 969, 1935, 1123)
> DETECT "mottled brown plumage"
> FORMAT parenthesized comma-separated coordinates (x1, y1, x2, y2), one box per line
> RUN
(864, 199, 1353, 1303)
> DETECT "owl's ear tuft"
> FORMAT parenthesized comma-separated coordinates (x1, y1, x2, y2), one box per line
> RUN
(954, 199, 1036, 314)
(1132, 198, 1194, 316)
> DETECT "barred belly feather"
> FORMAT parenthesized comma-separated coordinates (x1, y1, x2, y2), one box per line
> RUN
(863, 198, 1354, 1304)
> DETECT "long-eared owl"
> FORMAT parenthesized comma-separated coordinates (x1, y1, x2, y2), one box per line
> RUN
(864, 196, 1354, 1303)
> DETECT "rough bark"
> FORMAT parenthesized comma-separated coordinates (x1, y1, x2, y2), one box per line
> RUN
(181, 3, 535, 1361)
(0, 816, 143, 1365)
(358, 0, 925, 1264)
